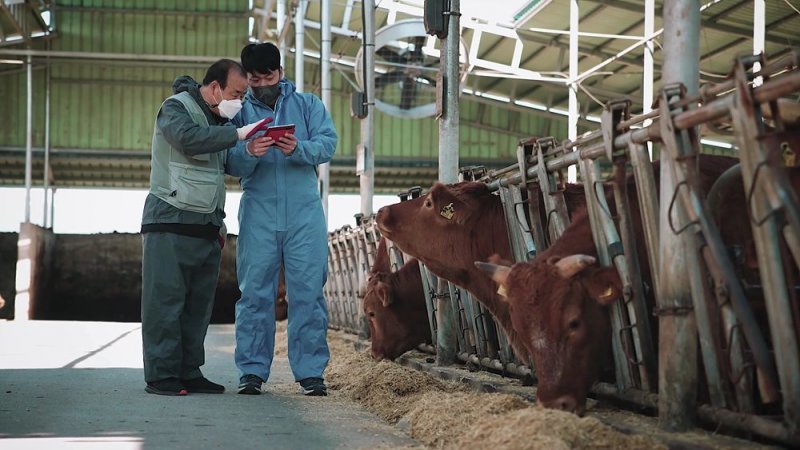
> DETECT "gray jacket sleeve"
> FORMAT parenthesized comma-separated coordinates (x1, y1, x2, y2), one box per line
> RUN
(157, 98, 239, 156)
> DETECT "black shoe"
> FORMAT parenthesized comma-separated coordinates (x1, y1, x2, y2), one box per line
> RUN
(145, 378, 188, 396)
(298, 377, 327, 396)
(238, 374, 264, 395)
(181, 377, 224, 394)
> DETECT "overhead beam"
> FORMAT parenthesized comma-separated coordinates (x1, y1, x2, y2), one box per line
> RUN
(56, 6, 247, 18)
(583, 0, 798, 45)
(618, 11, 800, 104)
(0, 48, 223, 63)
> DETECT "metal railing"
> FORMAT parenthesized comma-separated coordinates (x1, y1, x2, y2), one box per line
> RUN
(324, 51, 800, 446)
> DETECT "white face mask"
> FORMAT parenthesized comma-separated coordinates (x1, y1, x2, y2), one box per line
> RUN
(215, 88, 242, 119)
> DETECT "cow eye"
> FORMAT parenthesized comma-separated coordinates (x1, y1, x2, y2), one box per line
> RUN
(368, 311, 376, 318)
(568, 319, 581, 331)
(424, 198, 432, 208)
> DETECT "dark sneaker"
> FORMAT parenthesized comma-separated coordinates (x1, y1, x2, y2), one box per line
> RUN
(181, 377, 224, 394)
(238, 374, 264, 395)
(145, 378, 188, 396)
(298, 377, 327, 396)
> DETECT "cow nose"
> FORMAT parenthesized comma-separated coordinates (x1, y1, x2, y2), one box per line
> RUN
(370, 348, 384, 360)
(544, 395, 578, 414)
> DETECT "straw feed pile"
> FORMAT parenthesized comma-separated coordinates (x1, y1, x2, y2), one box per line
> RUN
(320, 327, 670, 450)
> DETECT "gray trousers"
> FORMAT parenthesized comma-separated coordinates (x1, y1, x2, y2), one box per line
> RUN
(141, 232, 221, 382)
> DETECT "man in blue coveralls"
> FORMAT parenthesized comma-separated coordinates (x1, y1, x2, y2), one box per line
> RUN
(227, 42, 337, 396)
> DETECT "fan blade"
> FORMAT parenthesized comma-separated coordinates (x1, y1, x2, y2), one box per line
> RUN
(375, 70, 406, 88)
(400, 76, 418, 110)
(376, 46, 404, 64)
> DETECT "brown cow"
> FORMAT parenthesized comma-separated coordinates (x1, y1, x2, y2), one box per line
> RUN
(364, 259, 430, 361)
(362, 237, 430, 360)
(376, 180, 587, 364)
(474, 155, 753, 414)
(378, 154, 739, 414)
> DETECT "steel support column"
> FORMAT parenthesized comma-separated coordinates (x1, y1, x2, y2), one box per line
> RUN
(433, 0, 462, 366)
(43, 53, 50, 228)
(277, 0, 288, 55)
(294, 0, 305, 92)
(657, 0, 700, 431)
(643, 0, 655, 158)
(567, 0, 578, 183)
(753, 0, 765, 86)
(438, 0, 460, 184)
(319, 0, 331, 222)
(359, 0, 375, 216)
(24, 53, 32, 223)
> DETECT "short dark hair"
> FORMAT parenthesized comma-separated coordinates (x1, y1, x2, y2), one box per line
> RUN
(202, 59, 246, 88)
(241, 43, 281, 75)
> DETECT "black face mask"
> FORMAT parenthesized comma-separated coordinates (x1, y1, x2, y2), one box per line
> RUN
(253, 84, 281, 106)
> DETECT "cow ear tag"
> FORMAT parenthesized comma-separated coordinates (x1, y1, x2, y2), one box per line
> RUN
(497, 284, 508, 297)
(440, 203, 455, 220)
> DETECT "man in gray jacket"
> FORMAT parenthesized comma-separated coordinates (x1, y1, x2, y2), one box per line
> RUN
(140, 59, 267, 396)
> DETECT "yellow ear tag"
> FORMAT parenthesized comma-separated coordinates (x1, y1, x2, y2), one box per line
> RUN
(598, 286, 614, 301)
(782, 142, 796, 166)
(497, 284, 508, 297)
(440, 203, 455, 220)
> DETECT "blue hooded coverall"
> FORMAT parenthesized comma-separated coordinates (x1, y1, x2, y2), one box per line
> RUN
(228, 78, 337, 382)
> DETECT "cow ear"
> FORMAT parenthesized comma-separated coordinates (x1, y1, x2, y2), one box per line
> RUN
(474, 260, 512, 297)
(584, 266, 623, 305)
(375, 282, 393, 307)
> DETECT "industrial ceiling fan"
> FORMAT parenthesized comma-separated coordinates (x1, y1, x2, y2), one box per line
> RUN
(354, 19, 469, 119)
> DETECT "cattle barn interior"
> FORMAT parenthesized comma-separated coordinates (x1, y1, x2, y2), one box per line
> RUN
(1, 0, 800, 448)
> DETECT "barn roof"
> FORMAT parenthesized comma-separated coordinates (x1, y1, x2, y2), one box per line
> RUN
(0, 0, 797, 193)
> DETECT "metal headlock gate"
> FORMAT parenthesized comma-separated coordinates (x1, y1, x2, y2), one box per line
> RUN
(325, 50, 800, 446)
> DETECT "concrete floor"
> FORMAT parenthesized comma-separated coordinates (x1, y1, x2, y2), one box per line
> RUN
(0, 321, 417, 450)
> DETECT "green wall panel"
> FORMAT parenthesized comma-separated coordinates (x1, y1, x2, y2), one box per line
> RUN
(1, 0, 562, 176)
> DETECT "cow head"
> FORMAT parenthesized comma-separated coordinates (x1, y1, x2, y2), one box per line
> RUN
(476, 254, 622, 415)
(363, 266, 430, 360)
(376, 181, 509, 292)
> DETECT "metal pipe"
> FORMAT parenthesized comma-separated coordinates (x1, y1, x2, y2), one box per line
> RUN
(481, 55, 800, 196)
(567, 0, 578, 183)
(0, 48, 222, 63)
(49, 188, 55, 230)
(24, 54, 32, 223)
(438, 0, 460, 183)
(56, 6, 246, 17)
(430, 0, 463, 367)
(319, 0, 331, 223)
(487, 62, 800, 191)
(753, 0, 765, 86)
(591, 383, 799, 446)
(456, 352, 532, 378)
(570, 0, 720, 87)
(729, 58, 800, 433)
(359, 0, 375, 215)
(617, 49, 800, 130)
(277, 0, 288, 56)
(42, 51, 50, 228)
(294, 0, 305, 92)
(643, 0, 655, 158)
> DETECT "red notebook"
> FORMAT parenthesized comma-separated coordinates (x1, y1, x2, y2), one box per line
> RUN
(263, 124, 296, 141)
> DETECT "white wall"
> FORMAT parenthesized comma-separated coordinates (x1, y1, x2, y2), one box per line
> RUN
(0, 188, 399, 234)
